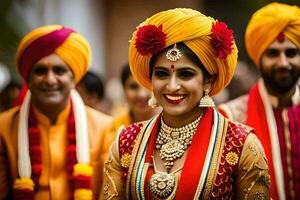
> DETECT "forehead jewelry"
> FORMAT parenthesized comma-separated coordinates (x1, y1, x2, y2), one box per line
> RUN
(166, 43, 182, 62)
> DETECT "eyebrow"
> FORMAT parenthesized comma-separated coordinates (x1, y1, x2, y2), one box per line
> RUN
(153, 66, 168, 70)
(267, 47, 298, 51)
(154, 65, 197, 70)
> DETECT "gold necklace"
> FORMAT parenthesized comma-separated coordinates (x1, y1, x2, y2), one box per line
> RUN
(155, 113, 202, 171)
(149, 156, 180, 200)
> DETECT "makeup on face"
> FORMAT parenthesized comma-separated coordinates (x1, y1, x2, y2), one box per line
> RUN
(171, 65, 175, 72)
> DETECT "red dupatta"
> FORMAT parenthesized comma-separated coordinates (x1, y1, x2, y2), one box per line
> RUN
(246, 82, 279, 199)
(144, 108, 214, 199)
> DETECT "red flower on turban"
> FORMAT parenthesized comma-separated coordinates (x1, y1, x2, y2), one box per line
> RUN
(135, 24, 166, 56)
(210, 21, 234, 59)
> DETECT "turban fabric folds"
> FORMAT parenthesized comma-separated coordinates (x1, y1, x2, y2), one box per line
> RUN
(128, 8, 238, 96)
(16, 25, 91, 83)
(245, 3, 300, 67)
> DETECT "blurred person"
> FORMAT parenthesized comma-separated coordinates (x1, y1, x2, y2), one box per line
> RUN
(0, 63, 22, 112)
(107, 64, 157, 137)
(219, 3, 300, 200)
(77, 70, 111, 113)
(0, 78, 22, 112)
(0, 25, 113, 200)
(213, 61, 259, 105)
(101, 8, 270, 199)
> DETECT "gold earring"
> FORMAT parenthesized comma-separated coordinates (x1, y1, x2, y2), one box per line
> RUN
(148, 92, 158, 108)
(199, 88, 215, 107)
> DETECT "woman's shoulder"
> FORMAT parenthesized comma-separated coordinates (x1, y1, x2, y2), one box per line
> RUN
(118, 121, 149, 149)
(225, 118, 255, 145)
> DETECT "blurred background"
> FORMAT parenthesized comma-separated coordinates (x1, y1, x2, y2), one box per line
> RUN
(0, 0, 299, 113)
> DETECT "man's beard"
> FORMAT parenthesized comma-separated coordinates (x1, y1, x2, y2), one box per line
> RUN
(261, 67, 300, 94)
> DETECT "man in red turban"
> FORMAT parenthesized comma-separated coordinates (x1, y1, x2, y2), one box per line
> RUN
(0, 25, 113, 200)
(219, 3, 300, 200)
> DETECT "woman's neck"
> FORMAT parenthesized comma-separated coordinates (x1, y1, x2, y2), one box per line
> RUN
(162, 107, 204, 128)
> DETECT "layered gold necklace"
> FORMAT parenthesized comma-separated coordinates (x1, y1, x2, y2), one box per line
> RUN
(155, 113, 202, 171)
(149, 113, 202, 199)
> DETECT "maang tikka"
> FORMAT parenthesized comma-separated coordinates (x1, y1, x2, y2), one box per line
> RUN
(166, 43, 182, 61)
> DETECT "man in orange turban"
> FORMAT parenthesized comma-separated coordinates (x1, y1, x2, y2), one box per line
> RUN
(0, 25, 113, 200)
(219, 3, 300, 200)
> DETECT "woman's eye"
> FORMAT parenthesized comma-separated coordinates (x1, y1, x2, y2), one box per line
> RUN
(127, 83, 139, 90)
(154, 70, 169, 78)
(178, 71, 194, 79)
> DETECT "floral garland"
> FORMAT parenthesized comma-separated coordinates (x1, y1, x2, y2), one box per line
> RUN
(13, 90, 92, 200)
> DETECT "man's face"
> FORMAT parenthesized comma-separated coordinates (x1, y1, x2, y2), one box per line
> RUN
(28, 53, 75, 109)
(260, 37, 300, 94)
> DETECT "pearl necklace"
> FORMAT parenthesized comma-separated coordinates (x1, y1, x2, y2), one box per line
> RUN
(155, 113, 202, 171)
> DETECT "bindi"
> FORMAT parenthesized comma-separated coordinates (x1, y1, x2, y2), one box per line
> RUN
(171, 65, 175, 72)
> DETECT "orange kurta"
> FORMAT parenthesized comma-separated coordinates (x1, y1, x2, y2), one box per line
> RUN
(0, 104, 113, 200)
(109, 111, 132, 134)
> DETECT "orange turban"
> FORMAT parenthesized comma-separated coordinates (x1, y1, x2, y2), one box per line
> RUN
(245, 3, 300, 67)
(16, 25, 91, 83)
(128, 8, 238, 96)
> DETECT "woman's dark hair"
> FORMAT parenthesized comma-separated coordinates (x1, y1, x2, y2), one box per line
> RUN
(79, 71, 105, 99)
(120, 63, 131, 88)
(149, 42, 210, 79)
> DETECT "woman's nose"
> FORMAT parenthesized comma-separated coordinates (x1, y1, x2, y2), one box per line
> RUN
(166, 76, 181, 92)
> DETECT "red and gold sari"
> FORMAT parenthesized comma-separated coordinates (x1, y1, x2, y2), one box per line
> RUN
(101, 108, 270, 199)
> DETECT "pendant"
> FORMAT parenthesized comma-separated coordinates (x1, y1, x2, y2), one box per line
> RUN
(160, 139, 185, 170)
(149, 172, 175, 199)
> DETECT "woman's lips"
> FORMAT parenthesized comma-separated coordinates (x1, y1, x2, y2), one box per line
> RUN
(164, 94, 186, 104)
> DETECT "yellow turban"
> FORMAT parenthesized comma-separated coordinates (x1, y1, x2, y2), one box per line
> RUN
(129, 8, 238, 96)
(245, 3, 300, 67)
(16, 25, 91, 83)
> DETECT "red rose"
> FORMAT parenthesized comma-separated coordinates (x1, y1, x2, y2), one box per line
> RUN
(135, 24, 167, 56)
(210, 21, 234, 59)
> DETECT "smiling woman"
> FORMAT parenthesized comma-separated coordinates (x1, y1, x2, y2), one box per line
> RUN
(100, 8, 270, 200)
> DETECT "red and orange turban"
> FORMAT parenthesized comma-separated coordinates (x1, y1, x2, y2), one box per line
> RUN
(128, 8, 238, 96)
(245, 3, 300, 67)
(16, 25, 91, 83)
